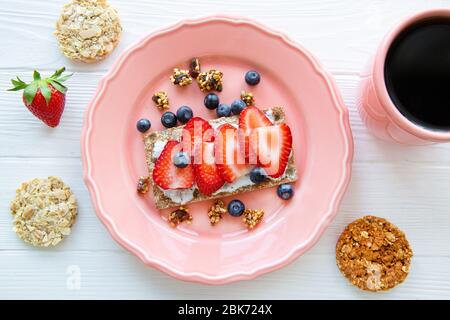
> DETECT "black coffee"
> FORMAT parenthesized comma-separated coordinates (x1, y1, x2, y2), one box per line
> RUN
(385, 18, 450, 130)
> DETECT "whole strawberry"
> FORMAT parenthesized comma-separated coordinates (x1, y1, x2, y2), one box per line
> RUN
(8, 67, 72, 127)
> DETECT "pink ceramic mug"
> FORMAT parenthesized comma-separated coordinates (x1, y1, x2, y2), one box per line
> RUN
(358, 9, 450, 145)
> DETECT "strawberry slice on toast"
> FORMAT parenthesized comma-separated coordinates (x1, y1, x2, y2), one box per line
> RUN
(193, 142, 225, 195)
(238, 105, 273, 162)
(250, 123, 293, 178)
(215, 123, 252, 183)
(181, 117, 214, 157)
(152, 140, 195, 190)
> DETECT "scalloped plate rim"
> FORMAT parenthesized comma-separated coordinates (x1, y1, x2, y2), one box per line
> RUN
(81, 15, 354, 284)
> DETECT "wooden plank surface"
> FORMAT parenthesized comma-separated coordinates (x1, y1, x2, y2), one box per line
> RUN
(0, 0, 449, 299)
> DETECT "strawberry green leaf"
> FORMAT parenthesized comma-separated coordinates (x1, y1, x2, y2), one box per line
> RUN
(48, 79, 67, 94)
(7, 77, 28, 91)
(39, 81, 52, 106)
(23, 81, 38, 106)
(8, 80, 27, 91)
(50, 67, 66, 79)
(33, 70, 41, 81)
(55, 73, 73, 82)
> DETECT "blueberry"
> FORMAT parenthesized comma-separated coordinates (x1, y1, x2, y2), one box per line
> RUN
(245, 70, 261, 86)
(176, 105, 193, 124)
(136, 118, 151, 133)
(173, 152, 190, 168)
(161, 111, 177, 128)
(204, 93, 220, 110)
(227, 199, 245, 217)
(216, 103, 231, 117)
(249, 167, 267, 184)
(277, 183, 294, 200)
(231, 99, 247, 115)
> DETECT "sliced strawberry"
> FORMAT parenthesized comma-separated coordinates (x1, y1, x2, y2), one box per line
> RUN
(239, 105, 272, 132)
(181, 117, 214, 157)
(193, 142, 225, 195)
(152, 140, 194, 190)
(238, 106, 273, 162)
(250, 123, 292, 178)
(214, 124, 251, 183)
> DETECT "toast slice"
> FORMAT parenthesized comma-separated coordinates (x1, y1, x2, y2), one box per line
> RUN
(143, 107, 297, 209)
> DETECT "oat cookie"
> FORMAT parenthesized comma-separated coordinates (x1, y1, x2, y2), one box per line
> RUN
(10, 177, 77, 247)
(55, 0, 122, 63)
(336, 215, 413, 292)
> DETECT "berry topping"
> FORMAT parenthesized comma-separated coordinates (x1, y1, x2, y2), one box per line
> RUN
(136, 118, 151, 133)
(176, 105, 193, 124)
(250, 123, 293, 178)
(249, 167, 267, 184)
(239, 105, 273, 160)
(161, 111, 178, 128)
(8, 67, 72, 127)
(173, 151, 190, 168)
(193, 142, 225, 195)
(216, 103, 231, 117)
(230, 99, 247, 115)
(181, 117, 214, 156)
(277, 183, 294, 200)
(227, 199, 245, 217)
(239, 105, 272, 132)
(204, 93, 220, 110)
(152, 141, 195, 190)
(214, 124, 251, 183)
(245, 70, 261, 86)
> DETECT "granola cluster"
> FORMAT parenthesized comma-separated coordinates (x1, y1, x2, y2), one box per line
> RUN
(189, 57, 201, 79)
(243, 209, 264, 229)
(207, 200, 227, 226)
(168, 206, 192, 227)
(136, 176, 150, 194)
(241, 90, 255, 106)
(10, 177, 77, 247)
(152, 91, 169, 110)
(197, 69, 223, 92)
(170, 68, 192, 87)
(54, 0, 122, 63)
(336, 215, 413, 292)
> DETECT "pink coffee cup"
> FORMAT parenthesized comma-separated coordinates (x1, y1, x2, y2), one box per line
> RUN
(357, 9, 450, 145)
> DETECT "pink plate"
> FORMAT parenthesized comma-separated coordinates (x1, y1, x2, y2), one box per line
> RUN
(81, 16, 353, 284)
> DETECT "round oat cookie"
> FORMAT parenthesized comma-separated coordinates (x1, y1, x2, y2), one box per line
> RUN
(54, 0, 122, 63)
(336, 215, 413, 292)
(10, 177, 77, 247)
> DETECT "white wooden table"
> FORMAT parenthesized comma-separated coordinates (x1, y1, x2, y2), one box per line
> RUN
(1, 0, 450, 300)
